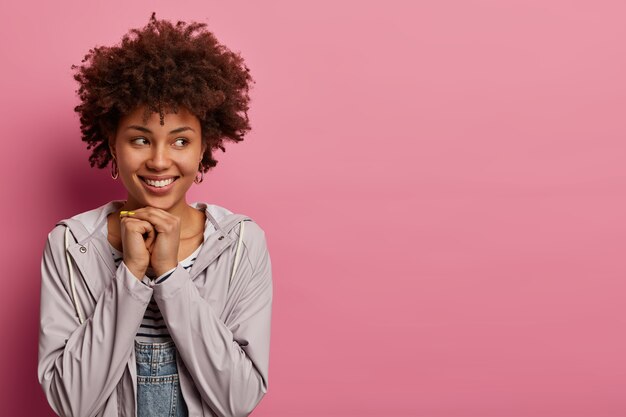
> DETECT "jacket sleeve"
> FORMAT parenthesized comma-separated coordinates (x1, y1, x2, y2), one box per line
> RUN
(38, 226, 153, 417)
(152, 222, 273, 417)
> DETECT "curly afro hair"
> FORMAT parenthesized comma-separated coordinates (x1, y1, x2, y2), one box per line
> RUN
(72, 12, 255, 173)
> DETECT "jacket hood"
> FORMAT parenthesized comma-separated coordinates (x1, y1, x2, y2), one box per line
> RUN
(57, 200, 251, 243)
(56, 200, 252, 280)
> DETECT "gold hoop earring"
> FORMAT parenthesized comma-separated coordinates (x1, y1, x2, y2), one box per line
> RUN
(194, 167, 204, 184)
(111, 158, 119, 179)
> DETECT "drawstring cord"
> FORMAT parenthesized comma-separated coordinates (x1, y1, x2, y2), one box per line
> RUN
(65, 227, 85, 325)
(230, 220, 245, 288)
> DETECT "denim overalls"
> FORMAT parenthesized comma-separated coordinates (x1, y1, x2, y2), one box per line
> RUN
(135, 340, 189, 417)
(108, 242, 191, 416)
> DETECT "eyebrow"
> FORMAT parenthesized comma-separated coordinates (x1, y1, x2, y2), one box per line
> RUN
(125, 125, 195, 134)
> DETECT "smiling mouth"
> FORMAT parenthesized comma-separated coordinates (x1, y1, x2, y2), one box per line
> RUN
(139, 176, 179, 188)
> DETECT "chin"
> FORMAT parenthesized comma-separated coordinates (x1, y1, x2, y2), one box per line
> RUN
(129, 194, 179, 211)
(145, 198, 181, 210)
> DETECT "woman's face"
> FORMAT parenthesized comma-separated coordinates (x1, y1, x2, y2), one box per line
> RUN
(109, 104, 206, 212)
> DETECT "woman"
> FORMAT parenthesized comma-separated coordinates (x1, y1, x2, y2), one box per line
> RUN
(37, 13, 272, 417)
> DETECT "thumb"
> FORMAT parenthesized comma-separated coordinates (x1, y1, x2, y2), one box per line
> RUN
(143, 227, 156, 252)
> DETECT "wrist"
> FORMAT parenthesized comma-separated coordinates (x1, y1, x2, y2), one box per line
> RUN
(124, 261, 147, 281)
(153, 263, 178, 278)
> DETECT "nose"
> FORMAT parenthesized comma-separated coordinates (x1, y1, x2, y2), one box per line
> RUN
(145, 144, 171, 171)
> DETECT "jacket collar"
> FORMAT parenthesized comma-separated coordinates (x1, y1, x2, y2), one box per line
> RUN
(58, 200, 251, 295)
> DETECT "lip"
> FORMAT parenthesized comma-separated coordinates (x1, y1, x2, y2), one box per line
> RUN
(139, 175, 179, 181)
(139, 176, 178, 195)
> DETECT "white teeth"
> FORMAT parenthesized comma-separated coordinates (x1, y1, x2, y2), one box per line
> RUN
(143, 177, 175, 187)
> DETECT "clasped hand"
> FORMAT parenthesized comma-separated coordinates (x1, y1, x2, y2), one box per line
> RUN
(119, 207, 180, 280)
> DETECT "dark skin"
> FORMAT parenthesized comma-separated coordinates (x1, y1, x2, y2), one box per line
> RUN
(106, 208, 206, 264)
(107, 104, 209, 279)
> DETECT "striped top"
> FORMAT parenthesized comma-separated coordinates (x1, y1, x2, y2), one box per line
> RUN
(108, 244, 201, 342)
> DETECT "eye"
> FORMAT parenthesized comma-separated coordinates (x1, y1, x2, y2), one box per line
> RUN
(131, 137, 149, 145)
(174, 138, 189, 147)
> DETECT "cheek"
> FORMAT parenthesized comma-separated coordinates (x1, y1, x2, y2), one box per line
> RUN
(181, 152, 203, 174)
(116, 157, 138, 174)
(182, 160, 200, 176)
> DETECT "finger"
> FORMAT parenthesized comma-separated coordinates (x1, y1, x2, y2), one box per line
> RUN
(121, 218, 157, 253)
(121, 218, 156, 243)
(121, 216, 154, 233)
(143, 227, 155, 249)
(122, 207, 179, 234)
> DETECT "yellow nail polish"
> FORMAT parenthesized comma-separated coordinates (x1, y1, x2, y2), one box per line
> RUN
(119, 211, 128, 218)
(128, 211, 136, 216)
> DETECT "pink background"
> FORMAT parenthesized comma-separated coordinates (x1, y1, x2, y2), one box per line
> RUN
(0, 1, 624, 416)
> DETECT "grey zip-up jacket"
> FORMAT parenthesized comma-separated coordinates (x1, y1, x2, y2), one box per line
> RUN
(38, 200, 273, 417)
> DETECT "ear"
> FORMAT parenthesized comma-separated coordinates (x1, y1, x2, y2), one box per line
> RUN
(200, 141, 207, 161)
(108, 135, 116, 159)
